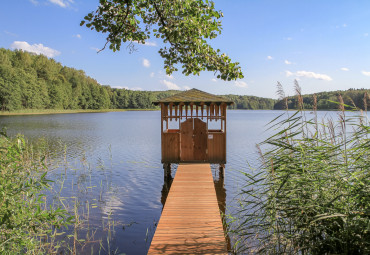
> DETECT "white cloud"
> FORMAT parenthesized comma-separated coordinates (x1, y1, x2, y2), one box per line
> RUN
(161, 80, 180, 90)
(342, 23, 347, 28)
(113, 86, 142, 90)
(285, 70, 293, 77)
(364, 33, 369, 37)
(284, 60, 292, 65)
(48, 0, 73, 8)
(166, 74, 174, 80)
(29, 0, 38, 5)
(113, 86, 129, 89)
(234, 80, 248, 88)
(11, 41, 60, 58)
(183, 86, 191, 90)
(286, 70, 332, 81)
(90, 47, 100, 52)
(133, 41, 157, 47)
(74, 34, 81, 39)
(142, 58, 150, 68)
(150, 72, 155, 78)
(362, 70, 370, 76)
(211, 78, 217, 82)
(284, 37, 293, 41)
(267, 56, 273, 60)
(340, 67, 349, 71)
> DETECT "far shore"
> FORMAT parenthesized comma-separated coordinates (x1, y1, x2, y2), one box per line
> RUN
(0, 108, 158, 116)
(0, 108, 359, 116)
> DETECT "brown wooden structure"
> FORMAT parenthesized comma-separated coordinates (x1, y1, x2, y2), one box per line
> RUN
(153, 89, 233, 168)
(148, 164, 228, 254)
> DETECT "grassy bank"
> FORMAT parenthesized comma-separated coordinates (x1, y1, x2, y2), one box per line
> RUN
(0, 108, 157, 116)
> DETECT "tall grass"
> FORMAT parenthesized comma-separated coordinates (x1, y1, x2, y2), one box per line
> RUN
(0, 133, 121, 254)
(234, 82, 370, 254)
(0, 132, 73, 254)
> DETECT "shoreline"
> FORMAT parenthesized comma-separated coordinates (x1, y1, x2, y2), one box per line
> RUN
(0, 108, 362, 116)
(0, 108, 158, 116)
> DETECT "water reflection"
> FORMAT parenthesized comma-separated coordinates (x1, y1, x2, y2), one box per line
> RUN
(212, 164, 232, 251)
(161, 174, 173, 209)
(0, 110, 292, 254)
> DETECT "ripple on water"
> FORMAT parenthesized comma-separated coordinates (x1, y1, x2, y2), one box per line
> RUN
(0, 110, 289, 254)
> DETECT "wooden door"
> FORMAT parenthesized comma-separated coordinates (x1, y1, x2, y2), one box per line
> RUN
(193, 118, 207, 161)
(180, 118, 193, 161)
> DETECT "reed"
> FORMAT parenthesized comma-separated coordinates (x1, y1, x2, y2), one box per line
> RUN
(0, 133, 73, 254)
(233, 82, 370, 254)
(0, 133, 121, 254)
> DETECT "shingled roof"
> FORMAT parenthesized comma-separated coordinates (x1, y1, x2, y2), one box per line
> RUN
(153, 88, 234, 105)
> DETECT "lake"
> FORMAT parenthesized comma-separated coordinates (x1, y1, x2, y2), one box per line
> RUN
(0, 110, 339, 254)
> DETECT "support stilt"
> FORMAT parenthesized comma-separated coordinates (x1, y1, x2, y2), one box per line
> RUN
(163, 163, 171, 182)
(219, 164, 225, 178)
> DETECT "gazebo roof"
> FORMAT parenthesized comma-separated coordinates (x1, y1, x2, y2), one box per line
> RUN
(153, 88, 234, 105)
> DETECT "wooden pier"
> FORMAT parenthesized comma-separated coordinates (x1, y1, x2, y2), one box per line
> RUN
(148, 164, 227, 254)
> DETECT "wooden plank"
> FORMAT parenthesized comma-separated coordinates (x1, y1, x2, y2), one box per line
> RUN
(207, 132, 226, 163)
(193, 118, 207, 161)
(180, 119, 193, 161)
(162, 133, 180, 162)
(148, 164, 227, 254)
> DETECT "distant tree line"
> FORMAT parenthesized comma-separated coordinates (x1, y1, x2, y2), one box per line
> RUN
(1, 49, 368, 111)
(274, 88, 370, 111)
(0, 49, 275, 111)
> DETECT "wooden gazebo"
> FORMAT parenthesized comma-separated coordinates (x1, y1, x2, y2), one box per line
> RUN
(153, 89, 233, 172)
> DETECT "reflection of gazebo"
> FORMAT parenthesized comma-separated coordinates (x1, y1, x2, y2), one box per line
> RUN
(153, 89, 233, 172)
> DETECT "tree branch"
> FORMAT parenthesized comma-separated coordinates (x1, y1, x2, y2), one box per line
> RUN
(98, 1, 131, 53)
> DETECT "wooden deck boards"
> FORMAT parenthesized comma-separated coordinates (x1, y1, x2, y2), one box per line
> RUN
(148, 164, 227, 254)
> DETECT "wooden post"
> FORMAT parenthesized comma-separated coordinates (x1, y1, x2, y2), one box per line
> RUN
(180, 104, 183, 120)
(175, 105, 178, 120)
(219, 164, 225, 178)
(163, 163, 171, 181)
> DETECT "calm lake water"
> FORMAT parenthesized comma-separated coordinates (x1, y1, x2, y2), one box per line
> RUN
(0, 110, 341, 254)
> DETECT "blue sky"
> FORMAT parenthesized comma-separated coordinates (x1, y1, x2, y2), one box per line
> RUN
(1, 0, 369, 98)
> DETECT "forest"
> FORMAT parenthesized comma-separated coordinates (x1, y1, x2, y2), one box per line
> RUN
(274, 88, 370, 110)
(0, 48, 368, 112)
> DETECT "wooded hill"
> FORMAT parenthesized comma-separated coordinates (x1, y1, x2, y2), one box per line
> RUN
(274, 88, 370, 111)
(0, 48, 368, 111)
(0, 48, 275, 111)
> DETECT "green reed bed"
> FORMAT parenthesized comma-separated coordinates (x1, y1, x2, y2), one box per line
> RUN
(0, 133, 73, 254)
(0, 133, 120, 254)
(234, 85, 370, 254)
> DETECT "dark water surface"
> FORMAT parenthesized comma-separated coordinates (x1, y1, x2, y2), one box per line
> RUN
(0, 110, 338, 254)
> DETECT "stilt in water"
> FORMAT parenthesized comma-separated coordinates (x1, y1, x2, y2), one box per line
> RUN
(219, 164, 225, 179)
(163, 163, 172, 182)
